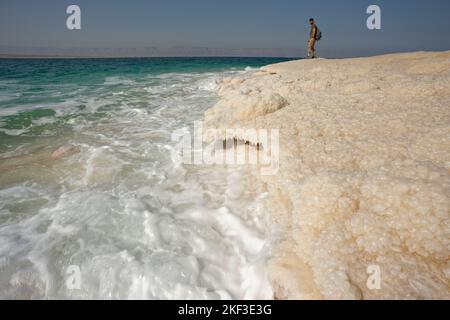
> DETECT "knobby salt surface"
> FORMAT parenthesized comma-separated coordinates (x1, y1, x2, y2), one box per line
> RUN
(204, 51, 450, 299)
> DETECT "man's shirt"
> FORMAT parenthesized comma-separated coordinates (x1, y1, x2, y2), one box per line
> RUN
(310, 24, 318, 39)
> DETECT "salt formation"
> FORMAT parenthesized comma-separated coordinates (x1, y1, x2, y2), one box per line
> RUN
(204, 51, 450, 299)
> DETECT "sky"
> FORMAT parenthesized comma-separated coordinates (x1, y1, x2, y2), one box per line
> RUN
(1, 0, 450, 57)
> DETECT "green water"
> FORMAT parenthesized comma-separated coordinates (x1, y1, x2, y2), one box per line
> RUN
(0, 57, 291, 299)
(0, 57, 291, 148)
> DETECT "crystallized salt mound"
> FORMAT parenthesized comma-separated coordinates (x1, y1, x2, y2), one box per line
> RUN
(205, 79, 288, 133)
(204, 51, 450, 299)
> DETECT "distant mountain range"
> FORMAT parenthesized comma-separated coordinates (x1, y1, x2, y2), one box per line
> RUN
(0, 46, 302, 58)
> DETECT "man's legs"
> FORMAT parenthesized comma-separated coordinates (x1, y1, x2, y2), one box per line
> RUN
(307, 38, 316, 58)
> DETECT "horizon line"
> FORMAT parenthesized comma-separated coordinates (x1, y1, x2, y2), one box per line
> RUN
(0, 54, 302, 60)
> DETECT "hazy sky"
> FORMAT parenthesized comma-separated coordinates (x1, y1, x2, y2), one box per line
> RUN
(1, 0, 450, 57)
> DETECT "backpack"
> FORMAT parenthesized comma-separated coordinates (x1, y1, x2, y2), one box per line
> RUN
(315, 29, 322, 41)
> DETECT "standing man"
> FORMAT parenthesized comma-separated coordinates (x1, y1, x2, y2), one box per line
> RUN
(308, 18, 318, 58)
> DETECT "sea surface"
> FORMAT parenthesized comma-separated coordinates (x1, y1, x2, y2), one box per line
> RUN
(0, 57, 291, 299)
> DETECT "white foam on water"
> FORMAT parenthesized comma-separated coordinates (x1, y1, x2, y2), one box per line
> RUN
(0, 69, 274, 300)
(104, 76, 136, 86)
(31, 117, 57, 126)
(0, 128, 29, 136)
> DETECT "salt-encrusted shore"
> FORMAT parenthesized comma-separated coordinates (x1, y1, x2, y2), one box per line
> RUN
(204, 51, 450, 299)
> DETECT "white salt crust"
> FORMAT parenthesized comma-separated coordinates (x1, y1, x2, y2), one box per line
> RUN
(204, 51, 450, 299)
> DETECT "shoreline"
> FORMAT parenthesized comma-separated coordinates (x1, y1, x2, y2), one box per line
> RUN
(204, 50, 450, 299)
(0, 61, 274, 299)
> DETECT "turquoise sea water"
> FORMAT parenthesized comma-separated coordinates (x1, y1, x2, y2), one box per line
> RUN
(0, 57, 291, 299)
(0, 58, 288, 147)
